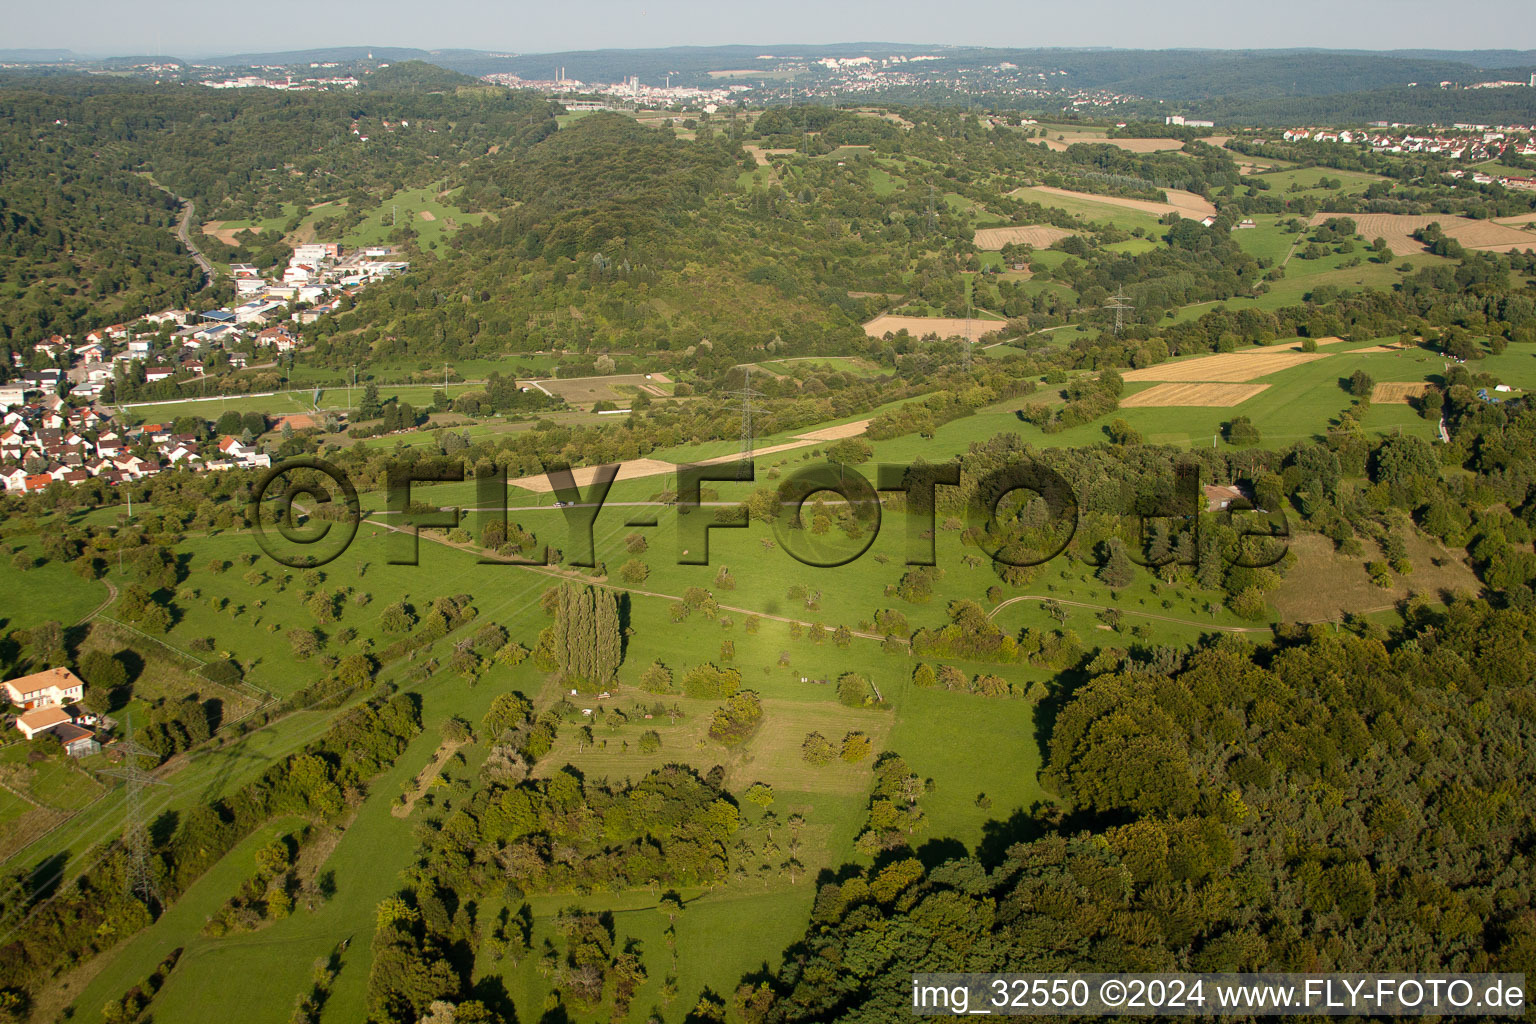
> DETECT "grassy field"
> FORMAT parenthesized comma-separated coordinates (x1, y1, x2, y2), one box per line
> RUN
(339, 185, 490, 250)
(42, 498, 1064, 1022)
(1012, 187, 1165, 233)
(1249, 165, 1389, 199)
(756, 356, 885, 379)
(967, 339, 1446, 451)
(4, 536, 110, 631)
(868, 166, 905, 196)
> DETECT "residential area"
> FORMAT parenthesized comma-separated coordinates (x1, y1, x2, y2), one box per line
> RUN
(0, 241, 406, 494)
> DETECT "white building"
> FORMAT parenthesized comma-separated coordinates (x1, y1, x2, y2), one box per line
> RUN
(3, 667, 86, 709)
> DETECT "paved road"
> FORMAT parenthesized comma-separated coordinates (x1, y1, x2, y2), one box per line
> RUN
(152, 183, 214, 285)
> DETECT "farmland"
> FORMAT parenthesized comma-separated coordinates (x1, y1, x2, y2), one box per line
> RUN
(1120, 350, 1330, 382)
(1015, 184, 1218, 221)
(863, 313, 1007, 339)
(1307, 211, 1536, 254)
(1118, 381, 1271, 406)
(973, 225, 1078, 249)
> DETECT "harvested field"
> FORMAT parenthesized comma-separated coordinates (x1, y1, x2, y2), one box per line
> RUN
(511, 458, 676, 493)
(1309, 212, 1536, 254)
(1495, 212, 1536, 226)
(509, 420, 870, 492)
(1371, 381, 1432, 404)
(863, 314, 1006, 340)
(1018, 185, 1217, 220)
(1122, 351, 1328, 382)
(1120, 382, 1270, 407)
(973, 225, 1077, 249)
(794, 419, 874, 442)
(1041, 135, 1185, 153)
(1099, 137, 1188, 153)
(1261, 336, 1347, 351)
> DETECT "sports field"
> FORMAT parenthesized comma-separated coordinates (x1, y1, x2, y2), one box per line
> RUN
(525, 372, 673, 407)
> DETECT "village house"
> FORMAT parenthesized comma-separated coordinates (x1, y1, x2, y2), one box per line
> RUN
(1203, 484, 1253, 512)
(53, 722, 100, 757)
(15, 705, 72, 740)
(216, 435, 271, 468)
(3, 666, 86, 709)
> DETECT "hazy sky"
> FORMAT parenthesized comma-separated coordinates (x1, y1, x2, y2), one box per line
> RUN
(11, 0, 1536, 57)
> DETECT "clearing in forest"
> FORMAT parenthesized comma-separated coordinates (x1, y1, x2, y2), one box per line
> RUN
(973, 225, 1078, 250)
(863, 314, 1006, 340)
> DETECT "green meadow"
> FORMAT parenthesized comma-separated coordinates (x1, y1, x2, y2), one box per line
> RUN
(1012, 187, 1166, 233)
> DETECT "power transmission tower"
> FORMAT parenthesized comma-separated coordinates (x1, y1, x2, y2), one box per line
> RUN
(97, 717, 168, 908)
(1103, 292, 1135, 335)
(964, 290, 974, 372)
(727, 367, 761, 481)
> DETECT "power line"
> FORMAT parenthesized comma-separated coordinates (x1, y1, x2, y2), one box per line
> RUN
(95, 715, 168, 909)
(726, 367, 762, 482)
(1103, 292, 1135, 335)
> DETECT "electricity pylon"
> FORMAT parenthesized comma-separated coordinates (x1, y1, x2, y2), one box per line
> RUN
(97, 716, 168, 907)
(1104, 292, 1135, 335)
(727, 367, 762, 482)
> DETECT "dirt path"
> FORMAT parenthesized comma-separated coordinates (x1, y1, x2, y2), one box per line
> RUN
(987, 594, 1275, 634)
(392, 738, 465, 817)
(76, 579, 119, 626)
(506, 420, 870, 493)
